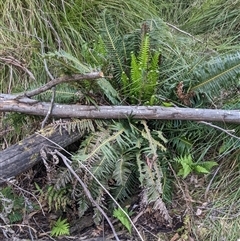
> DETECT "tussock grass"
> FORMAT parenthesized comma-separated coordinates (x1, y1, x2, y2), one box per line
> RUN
(192, 158, 240, 241)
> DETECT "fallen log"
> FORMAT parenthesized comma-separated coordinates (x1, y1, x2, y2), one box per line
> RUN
(0, 94, 240, 123)
(0, 125, 83, 185)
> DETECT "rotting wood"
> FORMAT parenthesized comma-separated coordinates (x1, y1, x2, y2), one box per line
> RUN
(0, 125, 83, 185)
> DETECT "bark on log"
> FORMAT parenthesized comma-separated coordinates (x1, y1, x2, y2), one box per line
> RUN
(0, 94, 240, 123)
(0, 126, 83, 185)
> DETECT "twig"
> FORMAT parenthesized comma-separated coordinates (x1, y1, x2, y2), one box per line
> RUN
(0, 224, 37, 233)
(0, 56, 36, 80)
(35, 29, 56, 128)
(198, 121, 240, 140)
(204, 165, 221, 200)
(166, 22, 203, 43)
(41, 87, 55, 128)
(15, 71, 103, 99)
(54, 150, 120, 241)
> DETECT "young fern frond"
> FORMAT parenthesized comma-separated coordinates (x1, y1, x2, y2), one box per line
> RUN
(122, 34, 160, 104)
(148, 51, 160, 87)
(130, 52, 142, 100)
(139, 35, 150, 70)
(191, 51, 240, 96)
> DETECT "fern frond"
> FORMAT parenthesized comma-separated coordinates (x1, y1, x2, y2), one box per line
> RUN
(130, 52, 141, 84)
(121, 71, 130, 94)
(100, 11, 124, 81)
(54, 169, 72, 190)
(139, 35, 150, 70)
(112, 168, 138, 203)
(113, 156, 134, 187)
(148, 51, 160, 86)
(191, 52, 240, 96)
(53, 119, 97, 135)
(46, 186, 71, 212)
(50, 217, 70, 237)
(97, 78, 120, 104)
(130, 52, 141, 101)
(45, 50, 91, 73)
(141, 120, 166, 153)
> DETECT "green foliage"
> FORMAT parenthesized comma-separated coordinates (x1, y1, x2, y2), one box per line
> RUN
(44, 50, 91, 74)
(1, 2, 240, 240)
(35, 183, 72, 212)
(190, 52, 240, 98)
(50, 217, 70, 237)
(97, 78, 121, 105)
(121, 35, 160, 104)
(113, 207, 133, 234)
(70, 119, 170, 222)
(2, 113, 39, 144)
(182, 0, 240, 42)
(99, 11, 125, 82)
(175, 154, 218, 178)
(0, 186, 25, 224)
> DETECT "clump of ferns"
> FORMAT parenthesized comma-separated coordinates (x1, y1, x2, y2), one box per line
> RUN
(69, 120, 171, 224)
(97, 12, 162, 105)
(121, 34, 160, 105)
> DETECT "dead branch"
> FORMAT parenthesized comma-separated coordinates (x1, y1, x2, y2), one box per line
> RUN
(16, 71, 104, 98)
(0, 95, 240, 123)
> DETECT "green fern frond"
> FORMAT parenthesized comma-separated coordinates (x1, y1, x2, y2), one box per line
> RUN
(45, 50, 91, 73)
(130, 52, 141, 92)
(112, 171, 138, 202)
(97, 78, 121, 104)
(121, 71, 130, 94)
(34, 84, 79, 103)
(113, 156, 134, 187)
(129, 52, 142, 102)
(46, 186, 71, 212)
(139, 35, 150, 70)
(8, 212, 23, 224)
(100, 11, 124, 81)
(191, 52, 240, 96)
(147, 51, 160, 89)
(51, 217, 70, 237)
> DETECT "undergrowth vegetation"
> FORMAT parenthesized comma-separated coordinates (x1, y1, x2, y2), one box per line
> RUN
(0, 0, 240, 240)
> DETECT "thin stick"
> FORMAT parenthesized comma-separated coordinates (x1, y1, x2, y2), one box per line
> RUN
(198, 121, 240, 140)
(54, 150, 120, 241)
(35, 29, 56, 129)
(166, 22, 203, 43)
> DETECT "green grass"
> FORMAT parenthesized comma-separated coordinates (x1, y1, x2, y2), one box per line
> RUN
(192, 158, 240, 241)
